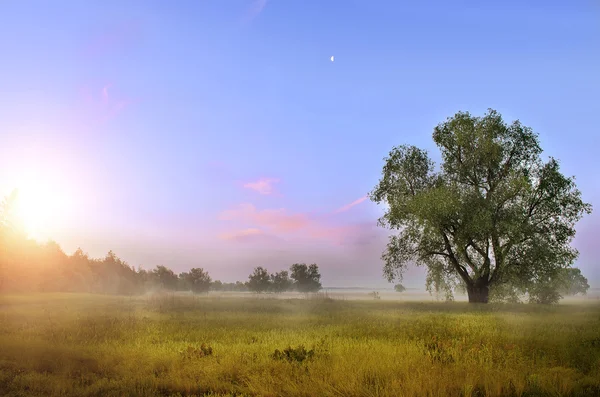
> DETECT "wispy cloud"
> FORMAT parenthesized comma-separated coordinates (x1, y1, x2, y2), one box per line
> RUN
(244, 0, 268, 22)
(79, 83, 135, 124)
(102, 84, 112, 103)
(219, 203, 308, 233)
(334, 196, 368, 214)
(218, 228, 280, 243)
(243, 177, 280, 195)
(218, 202, 383, 247)
(307, 221, 380, 247)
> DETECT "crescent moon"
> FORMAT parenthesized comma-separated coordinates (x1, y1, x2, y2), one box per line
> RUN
(330, 56, 334, 62)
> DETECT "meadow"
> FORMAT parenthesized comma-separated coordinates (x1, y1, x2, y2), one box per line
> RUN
(1, 292, 600, 397)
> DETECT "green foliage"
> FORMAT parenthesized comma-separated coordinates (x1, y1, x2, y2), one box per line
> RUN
(558, 268, 590, 296)
(210, 279, 223, 291)
(394, 284, 406, 293)
(370, 109, 592, 303)
(151, 265, 179, 291)
(184, 267, 212, 294)
(212, 281, 250, 292)
(488, 267, 590, 304)
(290, 263, 322, 293)
(247, 266, 271, 293)
(270, 270, 292, 293)
(528, 282, 563, 305)
(488, 283, 523, 304)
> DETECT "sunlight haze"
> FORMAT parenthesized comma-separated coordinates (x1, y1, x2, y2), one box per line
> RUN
(1, 0, 598, 288)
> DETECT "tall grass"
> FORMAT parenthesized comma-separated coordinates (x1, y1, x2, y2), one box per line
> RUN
(0, 293, 599, 396)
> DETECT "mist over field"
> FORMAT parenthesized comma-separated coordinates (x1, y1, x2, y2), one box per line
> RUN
(2, 0, 600, 396)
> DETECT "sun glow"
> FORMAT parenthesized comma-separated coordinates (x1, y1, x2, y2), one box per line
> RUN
(11, 180, 71, 242)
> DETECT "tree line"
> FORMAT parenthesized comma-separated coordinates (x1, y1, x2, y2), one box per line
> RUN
(246, 264, 322, 293)
(0, 192, 322, 295)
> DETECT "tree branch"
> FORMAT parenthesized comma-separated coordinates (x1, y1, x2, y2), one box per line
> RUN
(441, 231, 472, 285)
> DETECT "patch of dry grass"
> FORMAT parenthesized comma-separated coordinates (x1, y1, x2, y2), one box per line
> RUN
(0, 293, 599, 396)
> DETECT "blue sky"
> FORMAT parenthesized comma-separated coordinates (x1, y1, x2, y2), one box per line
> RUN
(0, 0, 598, 287)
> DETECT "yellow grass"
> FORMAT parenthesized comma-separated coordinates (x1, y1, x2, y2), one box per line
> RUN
(0, 293, 599, 396)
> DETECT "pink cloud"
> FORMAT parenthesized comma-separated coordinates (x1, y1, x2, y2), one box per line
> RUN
(334, 196, 368, 213)
(218, 228, 275, 242)
(243, 178, 280, 195)
(218, 203, 383, 247)
(219, 203, 309, 233)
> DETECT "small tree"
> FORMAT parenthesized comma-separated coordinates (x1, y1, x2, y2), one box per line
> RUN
(394, 284, 406, 293)
(184, 268, 212, 294)
(290, 263, 322, 293)
(248, 266, 272, 293)
(270, 270, 292, 293)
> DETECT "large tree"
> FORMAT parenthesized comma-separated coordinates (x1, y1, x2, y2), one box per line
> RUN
(370, 109, 591, 303)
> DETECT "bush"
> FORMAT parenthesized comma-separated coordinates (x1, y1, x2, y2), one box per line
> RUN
(271, 345, 314, 363)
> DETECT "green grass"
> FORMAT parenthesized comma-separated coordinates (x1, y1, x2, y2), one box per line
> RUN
(1, 293, 599, 397)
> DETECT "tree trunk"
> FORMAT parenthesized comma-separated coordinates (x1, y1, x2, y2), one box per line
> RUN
(467, 284, 489, 303)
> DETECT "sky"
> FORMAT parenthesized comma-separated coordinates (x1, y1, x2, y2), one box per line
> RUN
(0, 0, 599, 288)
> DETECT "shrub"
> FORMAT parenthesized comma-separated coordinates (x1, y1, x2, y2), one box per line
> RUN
(271, 345, 314, 363)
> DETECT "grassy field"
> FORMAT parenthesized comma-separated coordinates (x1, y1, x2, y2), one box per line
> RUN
(1, 293, 599, 397)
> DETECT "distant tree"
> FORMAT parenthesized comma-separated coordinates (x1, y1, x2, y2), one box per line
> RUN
(86, 251, 132, 294)
(370, 109, 592, 303)
(178, 272, 190, 290)
(136, 266, 152, 290)
(290, 263, 322, 293)
(210, 279, 223, 291)
(490, 267, 591, 304)
(270, 270, 292, 293)
(152, 265, 179, 290)
(235, 281, 249, 291)
(247, 266, 272, 293)
(394, 284, 406, 293)
(184, 268, 212, 294)
(558, 268, 590, 296)
(527, 276, 563, 305)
